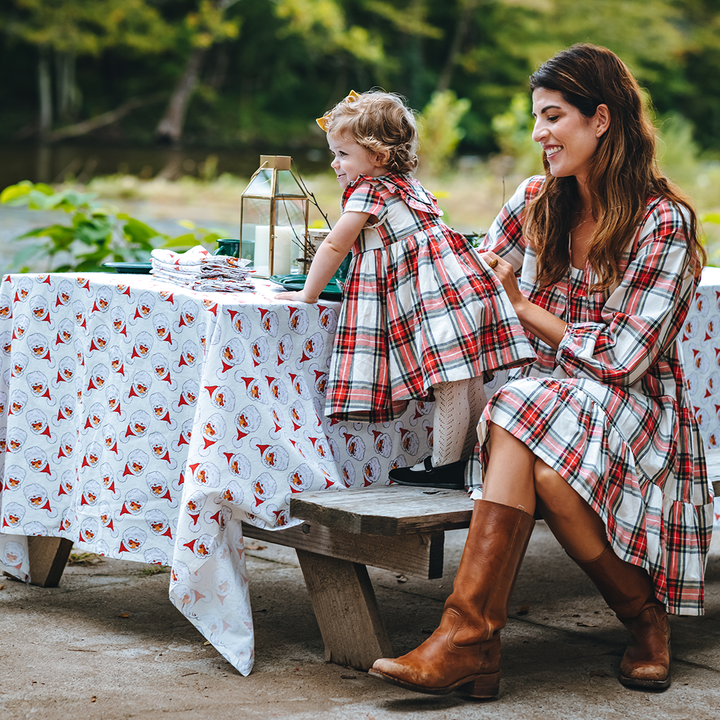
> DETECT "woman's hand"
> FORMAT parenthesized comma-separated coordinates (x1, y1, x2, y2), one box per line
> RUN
(483, 251, 568, 350)
(482, 252, 524, 308)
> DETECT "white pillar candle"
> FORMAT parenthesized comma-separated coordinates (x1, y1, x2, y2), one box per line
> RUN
(254, 226, 271, 277)
(273, 226, 294, 276)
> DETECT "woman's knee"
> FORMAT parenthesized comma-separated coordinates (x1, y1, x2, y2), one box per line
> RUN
(533, 459, 569, 514)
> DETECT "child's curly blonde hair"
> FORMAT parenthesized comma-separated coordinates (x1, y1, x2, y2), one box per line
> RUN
(323, 91, 419, 175)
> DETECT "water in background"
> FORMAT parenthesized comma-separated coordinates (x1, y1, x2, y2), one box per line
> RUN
(0, 142, 328, 189)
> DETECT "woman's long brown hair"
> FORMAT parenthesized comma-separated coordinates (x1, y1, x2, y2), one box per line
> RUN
(525, 44, 706, 290)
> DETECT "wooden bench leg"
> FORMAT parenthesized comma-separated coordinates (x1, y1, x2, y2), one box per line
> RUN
(296, 548, 393, 671)
(27, 537, 73, 587)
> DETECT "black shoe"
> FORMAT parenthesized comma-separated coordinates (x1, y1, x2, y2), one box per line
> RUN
(388, 456, 466, 490)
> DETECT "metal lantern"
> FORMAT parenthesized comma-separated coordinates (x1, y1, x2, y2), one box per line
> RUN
(240, 155, 310, 277)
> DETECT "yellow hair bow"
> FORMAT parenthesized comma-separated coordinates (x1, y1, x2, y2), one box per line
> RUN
(316, 90, 361, 132)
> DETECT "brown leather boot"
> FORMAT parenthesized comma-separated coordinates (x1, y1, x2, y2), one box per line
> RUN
(574, 545, 671, 691)
(368, 500, 535, 698)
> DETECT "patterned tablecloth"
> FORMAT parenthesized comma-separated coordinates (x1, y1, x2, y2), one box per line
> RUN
(0, 272, 434, 675)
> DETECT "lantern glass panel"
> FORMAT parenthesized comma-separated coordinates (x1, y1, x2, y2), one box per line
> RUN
(240, 196, 271, 276)
(243, 169, 273, 197)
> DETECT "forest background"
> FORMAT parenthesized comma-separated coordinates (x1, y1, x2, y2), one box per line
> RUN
(2, 0, 720, 270)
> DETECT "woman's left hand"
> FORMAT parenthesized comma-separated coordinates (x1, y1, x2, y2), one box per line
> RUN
(483, 253, 523, 308)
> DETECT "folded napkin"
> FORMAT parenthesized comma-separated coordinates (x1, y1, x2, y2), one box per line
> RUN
(150, 246, 255, 292)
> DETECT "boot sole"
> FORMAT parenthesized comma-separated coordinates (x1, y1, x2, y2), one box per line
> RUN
(367, 668, 500, 699)
(618, 672, 670, 692)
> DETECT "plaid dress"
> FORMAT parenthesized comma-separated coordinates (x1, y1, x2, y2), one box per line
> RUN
(470, 176, 713, 615)
(324, 173, 536, 423)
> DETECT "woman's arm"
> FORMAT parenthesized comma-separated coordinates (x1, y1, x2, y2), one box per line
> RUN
(275, 210, 369, 304)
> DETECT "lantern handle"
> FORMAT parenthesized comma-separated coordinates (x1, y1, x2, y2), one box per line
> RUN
(291, 158, 332, 231)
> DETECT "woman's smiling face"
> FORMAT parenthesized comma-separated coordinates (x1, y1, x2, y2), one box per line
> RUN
(531, 88, 608, 187)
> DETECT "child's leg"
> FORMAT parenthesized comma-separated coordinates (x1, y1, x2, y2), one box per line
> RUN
(462, 375, 488, 458)
(431, 379, 472, 467)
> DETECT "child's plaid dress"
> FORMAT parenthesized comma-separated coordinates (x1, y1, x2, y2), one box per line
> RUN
(324, 173, 536, 423)
(470, 176, 713, 616)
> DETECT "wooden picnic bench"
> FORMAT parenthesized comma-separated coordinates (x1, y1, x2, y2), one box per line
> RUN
(23, 450, 720, 672)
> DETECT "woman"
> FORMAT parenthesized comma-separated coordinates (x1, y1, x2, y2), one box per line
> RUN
(369, 44, 712, 697)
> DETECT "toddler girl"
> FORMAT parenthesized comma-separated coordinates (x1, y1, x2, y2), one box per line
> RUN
(276, 90, 534, 488)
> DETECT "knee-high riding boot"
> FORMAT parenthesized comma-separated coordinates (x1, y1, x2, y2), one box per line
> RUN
(574, 545, 671, 691)
(368, 500, 535, 698)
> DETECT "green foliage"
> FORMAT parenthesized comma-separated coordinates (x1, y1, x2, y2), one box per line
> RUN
(491, 93, 543, 178)
(418, 90, 471, 176)
(0, 180, 226, 273)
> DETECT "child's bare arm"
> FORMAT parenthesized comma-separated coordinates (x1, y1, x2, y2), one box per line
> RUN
(275, 211, 370, 303)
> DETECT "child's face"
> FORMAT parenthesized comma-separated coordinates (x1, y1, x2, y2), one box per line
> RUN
(328, 133, 385, 189)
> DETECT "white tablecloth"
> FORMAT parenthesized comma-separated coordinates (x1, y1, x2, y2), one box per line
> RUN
(0, 272, 434, 675)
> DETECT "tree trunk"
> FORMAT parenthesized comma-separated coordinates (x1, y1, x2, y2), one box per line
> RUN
(155, 47, 207, 145)
(38, 46, 53, 140)
(56, 50, 80, 122)
(436, 0, 479, 93)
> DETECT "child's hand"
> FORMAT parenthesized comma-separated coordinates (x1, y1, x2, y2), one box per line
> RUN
(274, 289, 319, 304)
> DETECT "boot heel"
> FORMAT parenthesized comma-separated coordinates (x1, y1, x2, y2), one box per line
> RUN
(457, 672, 500, 699)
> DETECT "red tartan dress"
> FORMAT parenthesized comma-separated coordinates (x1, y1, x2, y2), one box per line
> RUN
(469, 176, 713, 615)
(324, 173, 536, 423)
